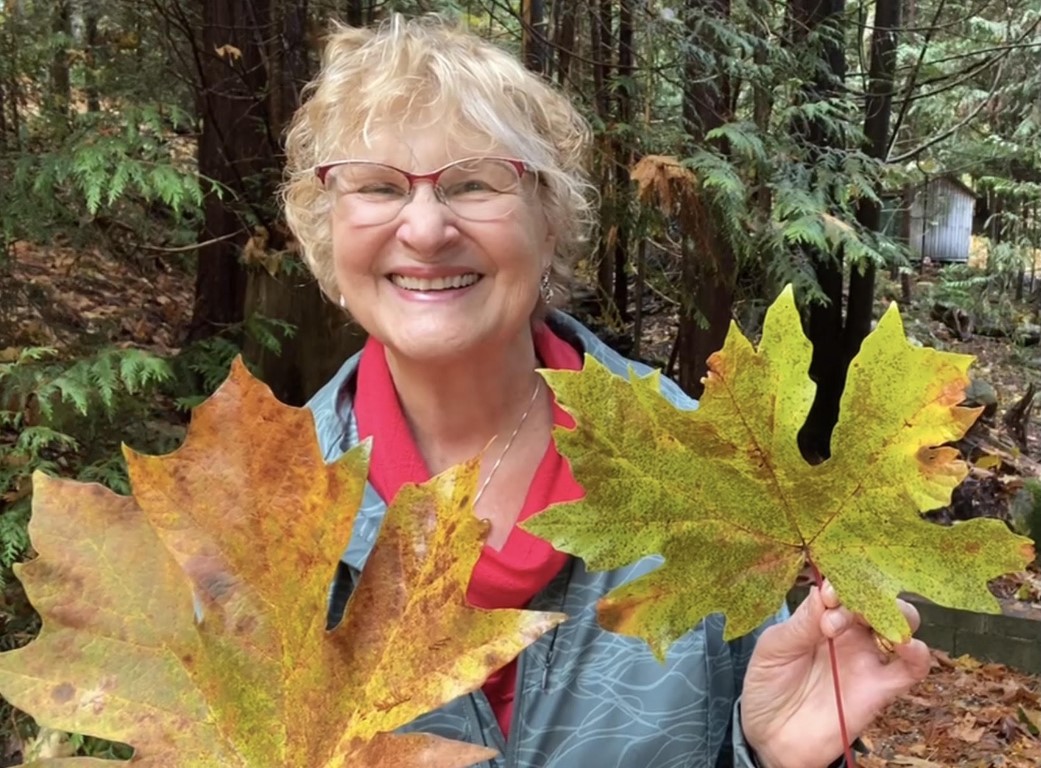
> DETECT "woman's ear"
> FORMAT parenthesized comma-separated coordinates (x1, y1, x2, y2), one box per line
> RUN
(541, 231, 557, 272)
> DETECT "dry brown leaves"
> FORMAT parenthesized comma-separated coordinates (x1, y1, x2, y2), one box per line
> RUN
(628, 154, 707, 243)
(861, 650, 1041, 767)
(1, 240, 192, 354)
(630, 154, 698, 211)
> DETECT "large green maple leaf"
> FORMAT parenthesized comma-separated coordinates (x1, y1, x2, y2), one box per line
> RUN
(0, 359, 564, 767)
(524, 286, 1034, 660)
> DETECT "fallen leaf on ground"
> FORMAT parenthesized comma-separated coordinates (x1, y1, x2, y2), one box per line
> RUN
(946, 715, 986, 743)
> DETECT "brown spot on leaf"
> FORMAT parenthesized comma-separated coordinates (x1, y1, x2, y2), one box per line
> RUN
(234, 613, 258, 636)
(52, 682, 75, 703)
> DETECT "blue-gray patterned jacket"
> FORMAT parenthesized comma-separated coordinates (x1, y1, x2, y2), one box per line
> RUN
(307, 311, 781, 768)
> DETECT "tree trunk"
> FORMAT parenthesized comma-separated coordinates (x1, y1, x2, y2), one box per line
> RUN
(0, 66, 6, 151)
(677, 241, 736, 395)
(788, 0, 851, 461)
(612, 0, 634, 320)
(48, 1, 72, 123)
(633, 237, 647, 358)
(752, 35, 773, 223)
(240, 0, 367, 404)
(1033, 200, 1039, 296)
(522, 0, 547, 75)
(677, 0, 736, 397)
(244, 267, 368, 405)
(590, 0, 616, 316)
(748, 0, 778, 304)
(846, 0, 900, 367)
(554, 0, 578, 87)
(345, 0, 365, 26)
(189, 0, 275, 342)
(3, 4, 21, 150)
(84, 8, 100, 113)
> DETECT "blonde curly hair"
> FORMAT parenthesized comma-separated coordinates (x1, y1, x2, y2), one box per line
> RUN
(281, 15, 595, 311)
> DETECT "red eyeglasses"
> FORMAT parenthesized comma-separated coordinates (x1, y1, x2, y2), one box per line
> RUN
(314, 156, 533, 225)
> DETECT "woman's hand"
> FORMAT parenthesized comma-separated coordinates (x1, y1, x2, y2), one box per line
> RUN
(740, 583, 932, 768)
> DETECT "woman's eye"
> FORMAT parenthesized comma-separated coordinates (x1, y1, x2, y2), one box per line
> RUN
(356, 183, 406, 196)
(448, 179, 494, 195)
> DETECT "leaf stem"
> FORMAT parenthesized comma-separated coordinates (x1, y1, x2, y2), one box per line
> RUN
(809, 560, 856, 768)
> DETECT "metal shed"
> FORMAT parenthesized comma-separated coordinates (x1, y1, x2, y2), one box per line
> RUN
(908, 175, 976, 263)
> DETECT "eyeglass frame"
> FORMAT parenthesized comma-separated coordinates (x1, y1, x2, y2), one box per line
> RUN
(313, 156, 534, 204)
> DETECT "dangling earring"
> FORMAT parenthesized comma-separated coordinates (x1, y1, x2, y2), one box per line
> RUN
(338, 294, 346, 309)
(540, 270, 554, 303)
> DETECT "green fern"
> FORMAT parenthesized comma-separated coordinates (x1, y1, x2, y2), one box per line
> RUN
(0, 505, 30, 573)
(181, 336, 240, 399)
(78, 456, 131, 496)
(246, 314, 298, 357)
(705, 122, 767, 163)
(781, 215, 827, 249)
(1, 105, 207, 251)
(15, 427, 79, 457)
(23, 349, 174, 420)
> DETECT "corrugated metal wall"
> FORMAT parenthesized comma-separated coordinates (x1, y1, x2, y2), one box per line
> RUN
(908, 177, 975, 262)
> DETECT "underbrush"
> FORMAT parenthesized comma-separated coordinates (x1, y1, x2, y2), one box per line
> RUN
(925, 242, 1040, 335)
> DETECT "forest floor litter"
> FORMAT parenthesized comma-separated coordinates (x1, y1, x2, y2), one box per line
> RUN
(861, 649, 1041, 767)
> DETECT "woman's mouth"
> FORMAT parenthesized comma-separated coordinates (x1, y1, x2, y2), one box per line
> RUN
(389, 273, 481, 292)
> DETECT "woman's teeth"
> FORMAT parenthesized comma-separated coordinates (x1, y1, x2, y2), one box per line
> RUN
(390, 274, 480, 291)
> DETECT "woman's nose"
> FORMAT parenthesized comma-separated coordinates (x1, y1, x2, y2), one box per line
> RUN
(395, 183, 459, 254)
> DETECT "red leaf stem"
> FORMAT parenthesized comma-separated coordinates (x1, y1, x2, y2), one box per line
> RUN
(809, 560, 857, 768)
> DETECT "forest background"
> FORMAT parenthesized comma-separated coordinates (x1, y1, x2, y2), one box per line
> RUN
(1, 0, 1041, 764)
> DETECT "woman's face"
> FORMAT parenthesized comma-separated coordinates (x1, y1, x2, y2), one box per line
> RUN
(329, 129, 556, 365)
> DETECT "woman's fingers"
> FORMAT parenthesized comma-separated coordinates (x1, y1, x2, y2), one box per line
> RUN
(820, 605, 854, 638)
(898, 598, 921, 634)
(892, 636, 932, 679)
(820, 580, 840, 610)
(815, 579, 922, 640)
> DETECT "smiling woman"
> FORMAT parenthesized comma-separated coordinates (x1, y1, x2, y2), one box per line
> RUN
(282, 18, 592, 318)
(280, 14, 930, 768)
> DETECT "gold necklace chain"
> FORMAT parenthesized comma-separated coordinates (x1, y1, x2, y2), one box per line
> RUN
(473, 376, 542, 506)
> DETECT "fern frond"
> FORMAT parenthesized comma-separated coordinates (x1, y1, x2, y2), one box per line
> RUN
(705, 122, 767, 163)
(47, 369, 92, 417)
(15, 427, 80, 456)
(0, 502, 31, 571)
(79, 456, 130, 495)
(117, 349, 173, 394)
(91, 352, 120, 410)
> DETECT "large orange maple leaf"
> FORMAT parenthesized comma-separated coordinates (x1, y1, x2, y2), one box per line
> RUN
(0, 359, 564, 767)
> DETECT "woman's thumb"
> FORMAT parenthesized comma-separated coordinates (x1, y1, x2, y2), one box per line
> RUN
(755, 586, 827, 661)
